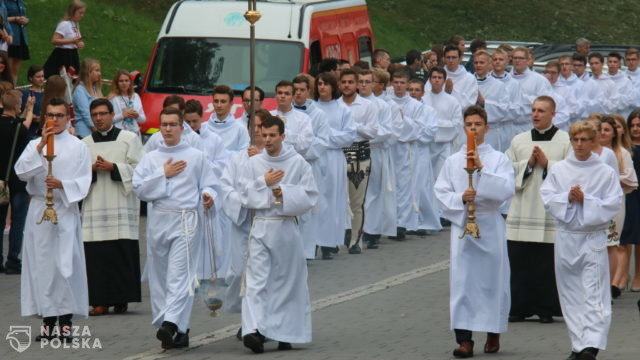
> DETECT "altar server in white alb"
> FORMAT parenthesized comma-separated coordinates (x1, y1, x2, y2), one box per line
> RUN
(490, 48, 526, 145)
(15, 97, 92, 341)
(292, 74, 331, 259)
(313, 72, 356, 259)
(218, 109, 268, 331)
(435, 105, 515, 358)
(473, 50, 510, 152)
(133, 107, 217, 350)
(241, 116, 318, 353)
(358, 69, 399, 248)
(271, 80, 314, 156)
(144, 95, 203, 152)
(339, 69, 378, 253)
(511, 47, 553, 134)
(540, 121, 623, 360)
(442, 44, 478, 110)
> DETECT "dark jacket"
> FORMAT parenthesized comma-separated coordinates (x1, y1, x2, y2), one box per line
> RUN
(0, 115, 30, 193)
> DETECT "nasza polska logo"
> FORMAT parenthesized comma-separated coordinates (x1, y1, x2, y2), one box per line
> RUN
(6, 325, 102, 352)
(6, 326, 31, 353)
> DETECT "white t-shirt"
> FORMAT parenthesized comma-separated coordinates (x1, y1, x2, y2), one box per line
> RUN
(54, 20, 81, 49)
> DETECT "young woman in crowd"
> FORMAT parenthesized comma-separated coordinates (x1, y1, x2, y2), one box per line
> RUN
(20, 65, 43, 137)
(600, 115, 638, 298)
(72, 57, 102, 138)
(0, 51, 13, 83)
(43, 0, 86, 78)
(5, 0, 29, 82)
(622, 110, 640, 293)
(108, 69, 146, 136)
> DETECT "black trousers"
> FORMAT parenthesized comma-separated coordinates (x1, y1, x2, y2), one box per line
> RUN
(454, 329, 498, 344)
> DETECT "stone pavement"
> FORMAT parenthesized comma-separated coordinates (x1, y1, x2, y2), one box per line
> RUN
(1, 220, 639, 360)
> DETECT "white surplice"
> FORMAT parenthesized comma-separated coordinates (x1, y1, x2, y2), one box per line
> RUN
(361, 94, 397, 236)
(292, 100, 331, 258)
(477, 75, 510, 151)
(540, 153, 623, 352)
(512, 68, 553, 134)
(240, 145, 318, 343)
(422, 90, 463, 176)
(270, 108, 314, 156)
(608, 71, 636, 118)
(434, 143, 514, 333)
(133, 141, 217, 333)
(15, 130, 92, 318)
(313, 99, 356, 247)
(144, 123, 203, 152)
(490, 71, 526, 146)
(445, 65, 479, 110)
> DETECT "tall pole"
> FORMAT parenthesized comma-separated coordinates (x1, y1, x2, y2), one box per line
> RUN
(245, 0, 261, 145)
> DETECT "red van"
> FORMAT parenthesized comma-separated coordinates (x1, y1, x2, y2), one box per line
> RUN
(139, 0, 375, 136)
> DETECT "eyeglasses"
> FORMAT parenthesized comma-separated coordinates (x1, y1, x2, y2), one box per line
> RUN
(570, 137, 593, 143)
(160, 122, 181, 128)
(90, 111, 110, 118)
(45, 113, 66, 119)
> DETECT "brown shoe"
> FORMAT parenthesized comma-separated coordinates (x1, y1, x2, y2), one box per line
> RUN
(484, 333, 500, 353)
(453, 340, 474, 358)
(89, 306, 109, 316)
(113, 303, 128, 314)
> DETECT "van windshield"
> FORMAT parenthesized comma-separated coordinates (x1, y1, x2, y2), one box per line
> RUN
(147, 37, 304, 96)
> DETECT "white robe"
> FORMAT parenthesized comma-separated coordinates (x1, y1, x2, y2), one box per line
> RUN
(292, 100, 331, 258)
(15, 130, 92, 318)
(434, 143, 514, 333)
(313, 99, 356, 246)
(445, 65, 479, 110)
(361, 94, 397, 236)
(551, 81, 579, 130)
(490, 71, 526, 145)
(477, 75, 510, 151)
(512, 68, 553, 134)
(592, 75, 620, 115)
(240, 145, 318, 343)
(219, 150, 253, 313)
(133, 141, 217, 333)
(339, 94, 378, 142)
(422, 90, 463, 177)
(270, 108, 314, 156)
(200, 115, 250, 278)
(607, 71, 636, 118)
(540, 153, 623, 352)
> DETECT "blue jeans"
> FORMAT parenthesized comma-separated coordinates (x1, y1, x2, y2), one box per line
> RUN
(0, 190, 29, 269)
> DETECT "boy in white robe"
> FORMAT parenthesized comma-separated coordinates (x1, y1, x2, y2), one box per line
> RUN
(435, 105, 515, 358)
(270, 80, 314, 156)
(490, 49, 526, 146)
(474, 51, 510, 152)
(511, 47, 553, 135)
(133, 107, 217, 349)
(241, 116, 318, 353)
(15, 98, 92, 341)
(540, 121, 623, 360)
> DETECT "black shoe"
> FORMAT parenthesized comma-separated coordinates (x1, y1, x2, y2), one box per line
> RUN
(388, 227, 406, 240)
(0, 264, 4, 273)
(566, 351, 579, 360)
(611, 285, 621, 299)
(440, 218, 451, 227)
(539, 315, 554, 324)
(35, 325, 56, 342)
(156, 321, 178, 349)
(344, 229, 352, 247)
(364, 233, 380, 249)
(348, 244, 361, 254)
(577, 347, 598, 360)
(278, 342, 292, 350)
(331, 246, 339, 254)
(321, 247, 333, 260)
(59, 325, 73, 343)
(4, 266, 20, 274)
(508, 315, 525, 322)
(236, 327, 242, 341)
(243, 332, 265, 353)
(174, 329, 189, 348)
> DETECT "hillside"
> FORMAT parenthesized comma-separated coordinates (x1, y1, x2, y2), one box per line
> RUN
(16, 0, 640, 85)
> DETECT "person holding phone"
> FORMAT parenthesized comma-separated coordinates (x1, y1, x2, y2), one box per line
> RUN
(43, 0, 86, 78)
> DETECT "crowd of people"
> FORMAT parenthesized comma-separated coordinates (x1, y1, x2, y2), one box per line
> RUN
(1, 1, 640, 358)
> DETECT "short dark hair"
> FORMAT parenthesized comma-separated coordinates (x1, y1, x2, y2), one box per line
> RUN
(261, 115, 285, 135)
(213, 85, 234, 100)
(275, 80, 294, 91)
(408, 78, 424, 90)
(608, 51, 622, 61)
(353, 60, 370, 69)
(588, 52, 604, 63)
(572, 53, 587, 65)
(339, 68, 359, 81)
(338, 59, 350, 65)
(391, 68, 411, 81)
(293, 74, 312, 89)
(429, 66, 447, 80)
(160, 106, 184, 123)
(447, 35, 464, 46)
(242, 86, 264, 101)
(319, 58, 339, 73)
(464, 105, 488, 125)
(469, 38, 487, 54)
(444, 44, 462, 58)
(373, 48, 390, 61)
(314, 72, 340, 100)
(27, 65, 44, 81)
(89, 98, 114, 113)
(185, 99, 203, 116)
(405, 50, 422, 65)
(47, 97, 68, 114)
(163, 95, 185, 111)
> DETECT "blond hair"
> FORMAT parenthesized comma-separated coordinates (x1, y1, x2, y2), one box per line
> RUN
(63, 0, 86, 21)
(569, 121, 597, 140)
(76, 58, 102, 98)
(372, 68, 390, 86)
(612, 114, 632, 152)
